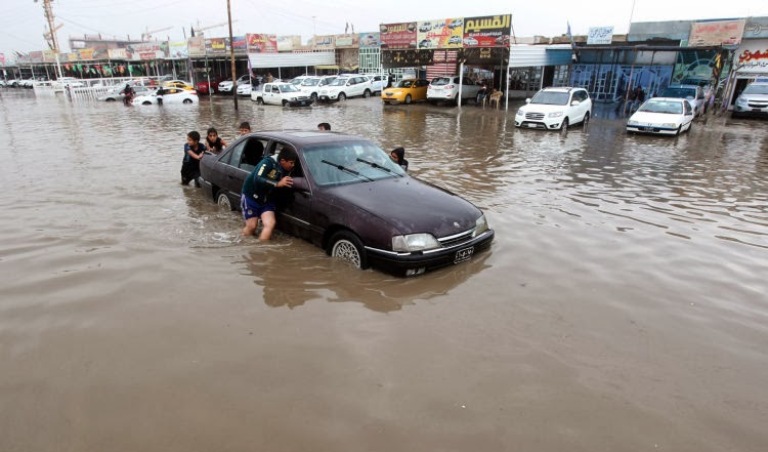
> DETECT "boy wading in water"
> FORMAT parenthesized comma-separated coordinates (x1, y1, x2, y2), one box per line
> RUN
(240, 147, 297, 241)
(180, 131, 207, 187)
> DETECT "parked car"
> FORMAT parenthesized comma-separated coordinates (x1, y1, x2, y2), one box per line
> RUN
(298, 76, 338, 102)
(218, 75, 251, 94)
(427, 76, 482, 105)
(382, 79, 430, 104)
(53, 77, 85, 88)
(318, 75, 373, 102)
(366, 74, 389, 94)
(731, 81, 768, 118)
(514, 86, 592, 130)
(659, 84, 704, 116)
(236, 83, 252, 96)
(195, 76, 226, 95)
(626, 97, 694, 135)
(162, 80, 195, 91)
(133, 87, 198, 105)
(252, 82, 313, 106)
(97, 85, 156, 102)
(198, 130, 494, 276)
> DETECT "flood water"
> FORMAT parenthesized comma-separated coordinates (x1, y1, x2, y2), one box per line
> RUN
(1, 89, 767, 451)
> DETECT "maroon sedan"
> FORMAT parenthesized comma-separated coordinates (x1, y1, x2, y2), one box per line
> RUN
(199, 130, 494, 276)
(195, 76, 225, 95)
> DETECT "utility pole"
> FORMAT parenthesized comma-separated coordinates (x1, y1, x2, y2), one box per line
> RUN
(227, 0, 237, 110)
(37, 0, 63, 79)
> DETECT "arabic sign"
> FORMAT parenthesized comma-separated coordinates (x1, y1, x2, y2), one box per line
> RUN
(108, 48, 127, 60)
(744, 18, 768, 39)
(380, 22, 418, 49)
(463, 15, 512, 48)
(77, 49, 95, 61)
(277, 35, 301, 52)
(689, 20, 746, 46)
(417, 18, 463, 49)
(587, 26, 614, 45)
(381, 49, 433, 67)
(312, 34, 335, 49)
(205, 38, 230, 55)
(335, 34, 359, 49)
(232, 36, 247, 52)
(736, 40, 768, 74)
(247, 34, 278, 53)
(126, 42, 169, 60)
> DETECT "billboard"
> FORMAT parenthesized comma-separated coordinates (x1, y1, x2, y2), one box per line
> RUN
(689, 20, 746, 46)
(463, 15, 512, 48)
(417, 18, 463, 49)
(736, 41, 768, 74)
(380, 22, 417, 49)
(359, 32, 380, 48)
(247, 34, 278, 53)
(335, 34, 359, 49)
(277, 35, 301, 52)
(587, 26, 614, 45)
(169, 41, 189, 59)
(312, 34, 335, 49)
(205, 38, 230, 55)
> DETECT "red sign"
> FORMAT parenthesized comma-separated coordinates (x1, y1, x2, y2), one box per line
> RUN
(247, 34, 277, 53)
(380, 22, 417, 49)
(463, 15, 512, 48)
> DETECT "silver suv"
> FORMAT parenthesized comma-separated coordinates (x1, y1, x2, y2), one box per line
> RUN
(732, 81, 768, 118)
(515, 87, 592, 130)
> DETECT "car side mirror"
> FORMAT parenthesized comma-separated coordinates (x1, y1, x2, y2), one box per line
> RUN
(292, 176, 310, 192)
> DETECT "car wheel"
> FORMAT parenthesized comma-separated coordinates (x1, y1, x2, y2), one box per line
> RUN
(310, 93, 317, 102)
(582, 112, 590, 128)
(182, 99, 193, 104)
(216, 191, 234, 211)
(560, 118, 569, 130)
(106, 98, 116, 102)
(329, 231, 368, 269)
(363, 89, 371, 98)
(405, 94, 412, 104)
(142, 101, 152, 105)
(338, 92, 346, 101)
(675, 125, 682, 136)
(256, 97, 264, 105)
(282, 100, 288, 107)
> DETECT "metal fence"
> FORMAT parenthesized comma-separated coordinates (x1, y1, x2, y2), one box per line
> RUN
(32, 77, 160, 102)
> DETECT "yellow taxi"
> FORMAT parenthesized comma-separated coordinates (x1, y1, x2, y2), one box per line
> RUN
(162, 80, 196, 91)
(381, 78, 430, 105)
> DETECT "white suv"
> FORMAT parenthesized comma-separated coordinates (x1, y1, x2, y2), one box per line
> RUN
(426, 76, 482, 104)
(731, 81, 768, 119)
(515, 87, 592, 130)
(318, 75, 373, 102)
(252, 82, 313, 107)
(298, 76, 338, 102)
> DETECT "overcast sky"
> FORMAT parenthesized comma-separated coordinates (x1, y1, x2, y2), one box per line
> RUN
(1, 0, 765, 56)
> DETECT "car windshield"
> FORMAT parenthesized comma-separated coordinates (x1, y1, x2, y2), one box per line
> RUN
(397, 80, 415, 88)
(661, 87, 696, 99)
(279, 84, 300, 93)
(290, 78, 304, 85)
(638, 100, 683, 114)
(743, 84, 768, 95)
(302, 79, 320, 86)
(431, 77, 453, 86)
(302, 142, 406, 187)
(327, 78, 349, 87)
(530, 91, 570, 105)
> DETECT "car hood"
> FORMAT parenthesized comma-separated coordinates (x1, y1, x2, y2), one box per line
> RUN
(739, 93, 768, 101)
(326, 177, 482, 237)
(519, 103, 570, 114)
(629, 111, 683, 125)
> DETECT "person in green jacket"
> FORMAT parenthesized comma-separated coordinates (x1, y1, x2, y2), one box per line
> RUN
(240, 147, 297, 240)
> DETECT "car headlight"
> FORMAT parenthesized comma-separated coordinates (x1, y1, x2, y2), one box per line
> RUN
(627, 120, 640, 126)
(735, 97, 747, 106)
(473, 214, 489, 237)
(548, 111, 563, 118)
(392, 233, 441, 252)
(516, 109, 523, 116)
(662, 123, 676, 128)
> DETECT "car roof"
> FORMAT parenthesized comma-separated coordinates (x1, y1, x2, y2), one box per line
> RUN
(244, 130, 372, 148)
(541, 87, 583, 92)
(645, 97, 686, 103)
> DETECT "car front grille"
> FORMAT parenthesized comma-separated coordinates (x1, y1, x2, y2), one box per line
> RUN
(437, 228, 475, 248)
(748, 100, 768, 108)
(525, 112, 545, 120)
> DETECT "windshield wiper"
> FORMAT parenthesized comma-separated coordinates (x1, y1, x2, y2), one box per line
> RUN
(355, 158, 399, 176)
(321, 159, 373, 181)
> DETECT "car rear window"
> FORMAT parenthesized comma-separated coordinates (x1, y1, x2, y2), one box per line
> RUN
(431, 77, 452, 85)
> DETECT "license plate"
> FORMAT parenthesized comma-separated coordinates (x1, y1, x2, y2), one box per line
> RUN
(454, 247, 474, 264)
(752, 108, 762, 112)
(527, 123, 537, 128)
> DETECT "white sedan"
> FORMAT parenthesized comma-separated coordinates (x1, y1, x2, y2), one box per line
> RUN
(236, 83, 252, 96)
(133, 87, 198, 105)
(626, 97, 694, 136)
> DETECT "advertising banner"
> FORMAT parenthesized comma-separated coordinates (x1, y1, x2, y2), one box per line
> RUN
(744, 18, 768, 39)
(689, 20, 746, 46)
(417, 18, 463, 49)
(247, 34, 278, 53)
(126, 42, 169, 60)
(359, 32, 380, 48)
(587, 26, 614, 45)
(277, 35, 301, 52)
(381, 49, 433, 67)
(188, 37, 205, 57)
(30, 51, 44, 63)
(77, 49, 94, 61)
(205, 38, 230, 55)
(43, 50, 57, 62)
(312, 34, 335, 50)
(463, 15, 512, 48)
(380, 22, 417, 49)
(169, 41, 188, 59)
(232, 35, 248, 52)
(736, 40, 768, 74)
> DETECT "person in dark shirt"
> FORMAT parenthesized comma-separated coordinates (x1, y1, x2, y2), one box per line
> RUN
(240, 147, 297, 240)
(180, 131, 207, 187)
(389, 147, 409, 171)
(205, 127, 227, 154)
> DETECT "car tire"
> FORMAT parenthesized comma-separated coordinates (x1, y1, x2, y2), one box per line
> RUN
(560, 118, 569, 130)
(405, 94, 412, 104)
(142, 101, 152, 105)
(182, 99, 193, 104)
(106, 98, 116, 102)
(310, 93, 317, 102)
(256, 97, 264, 105)
(282, 100, 288, 107)
(363, 89, 371, 98)
(338, 92, 347, 101)
(582, 112, 590, 128)
(217, 191, 234, 211)
(329, 231, 368, 269)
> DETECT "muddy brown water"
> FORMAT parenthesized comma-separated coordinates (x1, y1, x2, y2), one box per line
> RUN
(1, 89, 767, 451)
